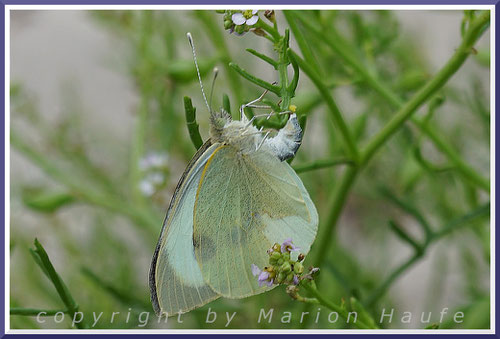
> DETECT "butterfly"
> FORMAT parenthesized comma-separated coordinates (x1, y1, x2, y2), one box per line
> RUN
(149, 33, 318, 317)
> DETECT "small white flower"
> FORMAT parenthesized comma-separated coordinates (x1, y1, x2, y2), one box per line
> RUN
(146, 172, 164, 185)
(232, 10, 259, 26)
(139, 152, 169, 171)
(139, 180, 155, 196)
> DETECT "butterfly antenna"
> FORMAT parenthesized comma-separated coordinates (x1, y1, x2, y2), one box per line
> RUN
(187, 32, 211, 114)
(209, 67, 218, 112)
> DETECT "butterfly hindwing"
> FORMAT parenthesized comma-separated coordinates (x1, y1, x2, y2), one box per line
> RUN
(193, 146, 318, 298)
(149, 141, 220, 316)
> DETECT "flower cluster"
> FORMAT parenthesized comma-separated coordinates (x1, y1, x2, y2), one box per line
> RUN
(138, 152, 169, 196)
(251, 238, 305, 287)
(217, 10, 263, 36)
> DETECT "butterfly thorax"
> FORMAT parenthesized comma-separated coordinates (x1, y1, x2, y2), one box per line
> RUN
(214, 120, 261, 154)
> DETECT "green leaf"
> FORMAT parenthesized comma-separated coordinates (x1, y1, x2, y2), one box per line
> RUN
(21, 187, 75, 213)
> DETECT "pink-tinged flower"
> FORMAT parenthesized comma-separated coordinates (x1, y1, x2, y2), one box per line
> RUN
(232, 10, 259, 26)
(251, 264, 261, 276)
(251, 264, 274, 287)
(281, 238, 300, 253)
(293, 275, 299, 285)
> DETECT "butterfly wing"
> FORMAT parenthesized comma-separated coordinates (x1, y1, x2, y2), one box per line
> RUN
(149, 141, 220, 316)
(193, 146, 318, 298)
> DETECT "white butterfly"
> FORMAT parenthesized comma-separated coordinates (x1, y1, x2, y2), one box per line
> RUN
(149, 33, 318, 316)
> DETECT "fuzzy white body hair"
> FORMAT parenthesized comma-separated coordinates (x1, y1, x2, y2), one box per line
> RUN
(210, 112, 302, 161)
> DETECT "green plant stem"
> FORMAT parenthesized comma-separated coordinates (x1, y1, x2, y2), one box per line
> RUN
(360, 13, 490, 172)
(301, 282, 376, 329)
(312, 166, 358, 266)
(313, 11, 489, 266)
(388, 220, 423, 254)
(413, 119, 490, 191)
(295, 10, 490, 192)
(278, 30, 292, 111)
(290, 50, 360, 162)
(30, 239, 88, 329)
(283, 11, 321, 75)
(229, 63, 280, 95)
(293, 158, 353, 173)
(296, 13, 489, 326)
(366, 202, 489, 306)
(246, 48, 278, 69)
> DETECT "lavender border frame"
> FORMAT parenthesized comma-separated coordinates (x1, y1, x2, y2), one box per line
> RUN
(0, 0, 497, 337)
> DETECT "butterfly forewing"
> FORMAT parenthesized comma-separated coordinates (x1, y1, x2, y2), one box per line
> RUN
(193, 146, 318, 298)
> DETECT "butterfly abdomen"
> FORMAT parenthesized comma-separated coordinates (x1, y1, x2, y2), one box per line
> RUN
(263, 113, 302, 161)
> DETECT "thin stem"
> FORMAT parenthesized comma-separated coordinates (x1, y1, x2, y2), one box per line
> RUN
(296, 10, 490, 193)
(414, 119, 490, 192)
(30, 239, 88, 329)
(290, 50, 360, 162)
(246, 48, 278, 69)
(388, 220, 423, 254)
(366, 202, 489, 306)
(301, 282, 376, 329)
(311, 166, 358, 266)
(360, 11, 490, 170)
(229, 62, 280, 95)
(293, 157, 354, 173)
(284, 11, 320, 75)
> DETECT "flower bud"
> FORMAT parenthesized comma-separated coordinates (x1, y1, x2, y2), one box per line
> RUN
(224, 20, 233, 30)
(272, 243, 281, 253)
(235, 25, 245, 35)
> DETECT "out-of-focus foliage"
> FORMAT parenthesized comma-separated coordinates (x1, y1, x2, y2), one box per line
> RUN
(10, 10, 490, 329)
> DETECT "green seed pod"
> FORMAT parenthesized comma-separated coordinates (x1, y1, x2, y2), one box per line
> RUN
(282, 252, 290, 261)
(294, 262, 304, 274)
(281, 262, 292, 273)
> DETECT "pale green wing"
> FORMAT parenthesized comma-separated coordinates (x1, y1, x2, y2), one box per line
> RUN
(193, 146, 318, 298)
(149, 141, 220, 316)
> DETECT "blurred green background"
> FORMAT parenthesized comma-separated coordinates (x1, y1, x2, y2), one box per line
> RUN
(9, 10, 490, 329)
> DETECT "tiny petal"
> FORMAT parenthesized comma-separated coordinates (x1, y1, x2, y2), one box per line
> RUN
(251, 264, 261, 276)
(258, 271, 269, 282)
(293, 275, 299, 285)
(246, 15, 259, 26)
(252, 9, 258, 14)
(232, 13, 246, 25)
(265, 279, 274, 287)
